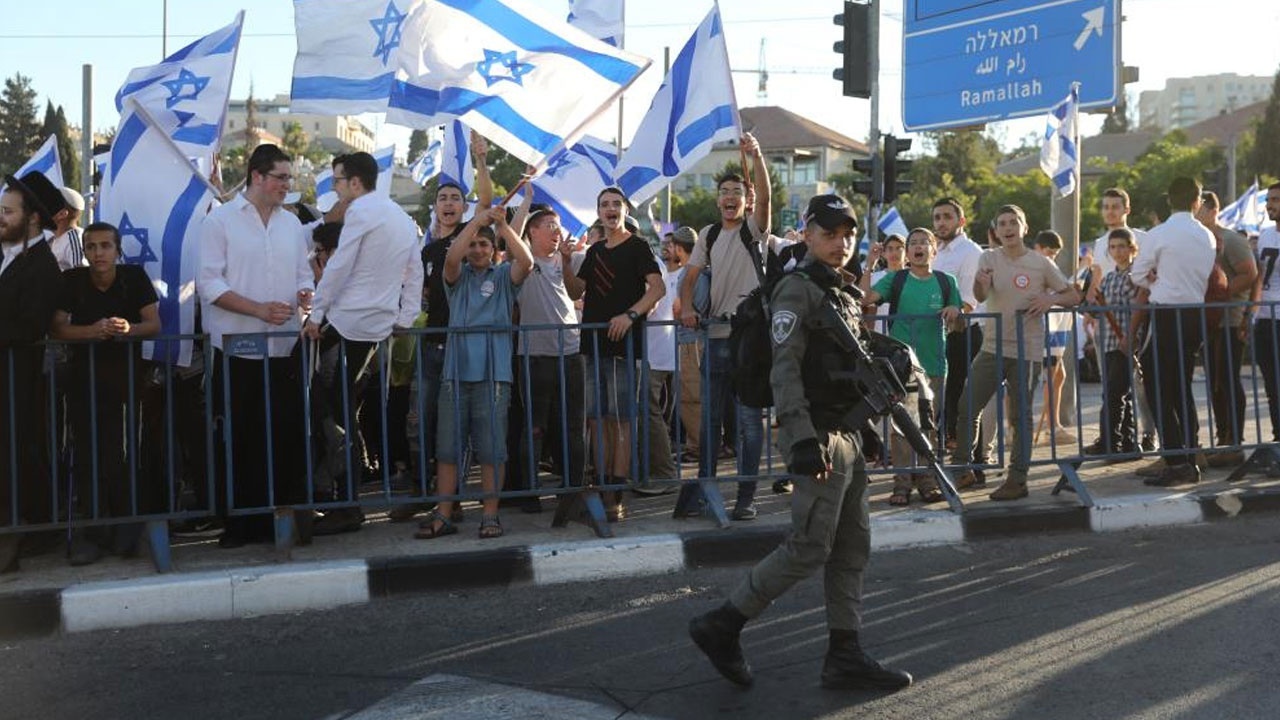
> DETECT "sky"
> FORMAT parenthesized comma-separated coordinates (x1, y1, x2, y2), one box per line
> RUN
(1, 0, 1277, 162)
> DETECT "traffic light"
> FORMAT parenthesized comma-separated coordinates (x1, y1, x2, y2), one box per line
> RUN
(883, 135, 913, 202)
(851, 154, 879, 204)
(833, 2, 871, 99)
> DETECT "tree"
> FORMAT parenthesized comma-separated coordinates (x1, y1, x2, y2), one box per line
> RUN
(0, 73, 41, 176)
(280, 121, 310, 160)
(241, 86, 260, 150)
(1100, 97, 1130, 134)
(37, 102, 81, 190)
(407, 129, 430, 162)
(1245, 66, 1280, 182)
(1095, 131, 1223, 226)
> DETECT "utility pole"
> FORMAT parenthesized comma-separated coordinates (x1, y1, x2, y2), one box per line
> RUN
(663, 45, 672, 224)
(81, 64, 93, 222)
(867, 0, 881, 238)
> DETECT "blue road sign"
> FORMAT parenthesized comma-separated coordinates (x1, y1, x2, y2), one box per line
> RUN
(902, 0, 1119, 131)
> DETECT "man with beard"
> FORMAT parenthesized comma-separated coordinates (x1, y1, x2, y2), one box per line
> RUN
(0, 171, 67, 571)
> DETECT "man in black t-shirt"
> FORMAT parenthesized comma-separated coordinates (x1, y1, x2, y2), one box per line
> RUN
(564, 187, 663, 520)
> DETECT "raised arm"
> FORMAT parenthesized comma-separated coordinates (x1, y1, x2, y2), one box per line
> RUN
(472, 132, 493, 213)
(744, 133, 771, 233)
(443, 212, 486, 286)
(496, 209, 534, 285)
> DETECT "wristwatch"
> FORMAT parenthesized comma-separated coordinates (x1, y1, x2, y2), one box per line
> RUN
(625, 310, 640, 322)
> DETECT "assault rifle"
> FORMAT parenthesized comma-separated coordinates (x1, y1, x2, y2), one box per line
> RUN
(813, 298, 963, 512)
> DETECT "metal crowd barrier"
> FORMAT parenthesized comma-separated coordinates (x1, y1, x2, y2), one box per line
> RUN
(7, 299, 1280, 574)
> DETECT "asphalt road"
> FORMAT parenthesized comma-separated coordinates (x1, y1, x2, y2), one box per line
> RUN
(5, 516, 1280, 720)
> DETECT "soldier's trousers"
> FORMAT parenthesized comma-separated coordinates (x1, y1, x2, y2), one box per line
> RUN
(729, 429, 870, 631)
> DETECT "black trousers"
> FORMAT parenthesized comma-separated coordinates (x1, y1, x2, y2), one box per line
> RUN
(1140, 308, 1202, 465)
(944, 323, 984, 456)
(1206, 328, 1246, 446)
(311, 329, 378, 502)
(1099, 350, 1137, 452)
(211, 350, 306, 523)
(516, 354, 586, 489)
(1254, 320, 1280, 442)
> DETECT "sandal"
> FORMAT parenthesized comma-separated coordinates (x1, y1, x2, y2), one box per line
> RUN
(889, 489, 911, 506)
(918, 486, 944, 503)
(413, 510, 457, 540)
(479, 515, 504, 539)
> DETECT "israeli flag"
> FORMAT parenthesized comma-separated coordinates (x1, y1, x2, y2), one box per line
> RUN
(115, 12, 243, 158)
(438, 120, 474, 196)
(1218, 180, 1271, 232)
(386, 0, 650, 169)
(1040, 83, 1080, 198)
(877, 205, 910, 238)
(409, 129, 443, 186)
(373, 145, 396, 196)
(314, 167, 337, 212)
(567, 0, 624, 47)
(99, 100, 218, 367)
(16, 135, 64, 189)
(290, 0, 411, 114)
(614, 5, 738, 205)
(531, 134, 617, 237)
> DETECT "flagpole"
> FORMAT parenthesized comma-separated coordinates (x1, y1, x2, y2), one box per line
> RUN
(81, 64, 94, 221)
(616, 1, 626, 157)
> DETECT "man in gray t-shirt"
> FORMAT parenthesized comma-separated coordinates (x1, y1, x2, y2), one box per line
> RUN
(514, 205, 589, 504)
(1197, 191, 1258, 460)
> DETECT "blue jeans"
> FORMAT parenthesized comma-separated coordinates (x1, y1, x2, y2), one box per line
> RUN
(702, 337, 763, 505)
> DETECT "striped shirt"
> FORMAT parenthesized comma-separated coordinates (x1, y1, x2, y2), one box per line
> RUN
(1096, 266, 1139, 354)
(49, 227, 85, 271)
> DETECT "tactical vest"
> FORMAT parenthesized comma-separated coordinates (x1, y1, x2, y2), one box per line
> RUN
(796, 263, 866, 429)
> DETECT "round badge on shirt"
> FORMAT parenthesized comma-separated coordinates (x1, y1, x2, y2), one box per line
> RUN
(480, 280, 495, 298)
(1014, 273, 1030, 289)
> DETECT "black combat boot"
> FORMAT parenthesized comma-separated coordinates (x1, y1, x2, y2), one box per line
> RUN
(821, 629, 912, 691)
(689, 602, 753, 687)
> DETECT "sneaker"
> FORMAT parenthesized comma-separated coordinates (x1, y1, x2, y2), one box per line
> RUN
(1141, 434, 1159, 452)
(731, 503, 758, 521)
(1143, 463, 1200, 487)
(1082, 439, 1110, 456)
(988, 479, 1028, 501)
(1052, 428, 1077, 445)
(771, 479, 793, 494)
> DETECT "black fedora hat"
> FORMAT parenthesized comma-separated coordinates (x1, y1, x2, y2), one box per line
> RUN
(4, 170, 67, 227)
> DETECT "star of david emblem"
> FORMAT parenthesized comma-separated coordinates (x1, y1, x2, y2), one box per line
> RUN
(160, 68, 210, 109)
(476, 49, 535, 87)
(544, 152, 577, 179)
(369, 1, 407, 66)
(119, 213, 157, 266)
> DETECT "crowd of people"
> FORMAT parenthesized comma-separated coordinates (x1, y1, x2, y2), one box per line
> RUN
(2, 133, 1279, 573)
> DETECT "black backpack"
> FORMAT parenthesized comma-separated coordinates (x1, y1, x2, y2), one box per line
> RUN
(718, 223, 773, 409)
(884, 269, 954, 330)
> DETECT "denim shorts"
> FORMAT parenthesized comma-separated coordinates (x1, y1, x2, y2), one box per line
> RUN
(436, 379, 510, 465)
(586, 356, 641, 420)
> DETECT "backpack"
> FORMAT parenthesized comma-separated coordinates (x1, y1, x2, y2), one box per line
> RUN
(884, 269, 953, 330)
(719, 222, 773, 408)
(1205, 233, 1231, 331)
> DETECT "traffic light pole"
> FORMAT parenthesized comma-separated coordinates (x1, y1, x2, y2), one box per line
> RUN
(866, 0, 881, 241)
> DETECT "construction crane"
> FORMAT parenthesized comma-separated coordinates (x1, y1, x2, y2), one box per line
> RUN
(730, 38, 832, 104)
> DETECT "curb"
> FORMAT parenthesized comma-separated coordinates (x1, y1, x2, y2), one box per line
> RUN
(6, 487, 1279, 639)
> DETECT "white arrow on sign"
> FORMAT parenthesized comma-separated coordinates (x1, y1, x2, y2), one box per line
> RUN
(1074, 6, 1105, 50)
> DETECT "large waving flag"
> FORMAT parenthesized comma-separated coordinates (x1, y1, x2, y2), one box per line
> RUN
(614, 5, 739, 205)
(409, 128, 443, 186)
(531, 134, 617, 237)
(387, 0, 650, 170)
(99, 101, 218, 367)
(1040, 83, 1080, 198)
(16, 135, 64, 189)
(291, 0, 408, 114)
(567, 0, 624, 47)
(115, 12, 243, 158)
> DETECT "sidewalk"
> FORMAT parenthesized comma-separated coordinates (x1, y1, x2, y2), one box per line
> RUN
(4, 450, 1279, 640)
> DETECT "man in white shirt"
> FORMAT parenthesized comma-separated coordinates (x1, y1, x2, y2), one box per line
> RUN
(49, 186, 85, 271)
(930, 198, 984, 451)
(1130, 177, 1217, 487)
(197, 144, 314, 548)
(1249, 183, 1280, 445)
(303, 151, 423, 534)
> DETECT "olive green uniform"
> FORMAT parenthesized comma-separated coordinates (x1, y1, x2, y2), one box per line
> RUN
(728, 259, 872, 631)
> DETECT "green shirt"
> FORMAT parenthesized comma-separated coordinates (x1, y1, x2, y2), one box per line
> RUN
(872, 269, 961, 377)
